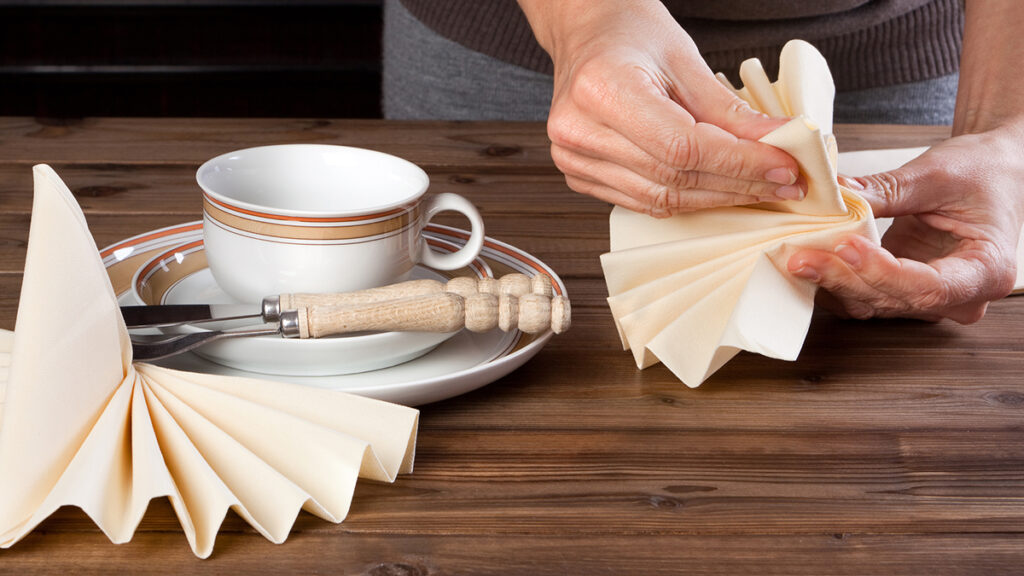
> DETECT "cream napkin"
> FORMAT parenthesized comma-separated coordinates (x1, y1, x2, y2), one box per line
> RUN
(0, 165, 419, 558)
(600, 40, 878, 387)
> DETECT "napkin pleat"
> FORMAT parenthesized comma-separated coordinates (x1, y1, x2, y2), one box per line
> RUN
(140, 375, 317, 542)
(718, 253, 818, 359)
(128, 374, 180, 525)
(614, 254, 757, 364)
(141, 368, 365, 522)
(601, 39, 879, 388)
(142, 382, 238, 558)
(645, 270, 751, 385)
(739, 58, 786, 117)
(757, 119, 846, 216)
(138, 364, 418, 481)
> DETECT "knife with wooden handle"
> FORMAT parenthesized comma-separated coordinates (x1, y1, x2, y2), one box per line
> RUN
(129, 290, 571, 362)
(122, 273, 558, 329)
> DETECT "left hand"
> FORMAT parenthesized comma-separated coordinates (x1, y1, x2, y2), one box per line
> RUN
(787, 125, 1024, 324)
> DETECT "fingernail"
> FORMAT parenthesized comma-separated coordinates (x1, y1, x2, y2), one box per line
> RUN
(765, 167, 797, 185)
(835, 243, 861, 269)
(776, 184, 804, 201)
(791, 265, 820, 282)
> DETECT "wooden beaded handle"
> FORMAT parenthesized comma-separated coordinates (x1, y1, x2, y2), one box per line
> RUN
(280, 273, 557, 309)
(284, 273, 569, 337)
(279, 278, 444, 309)
(294, 290, 570, 338)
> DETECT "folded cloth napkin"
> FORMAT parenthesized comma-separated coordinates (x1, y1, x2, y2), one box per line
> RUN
(600, 40, 879, 388)
(0, 165, 419, 558)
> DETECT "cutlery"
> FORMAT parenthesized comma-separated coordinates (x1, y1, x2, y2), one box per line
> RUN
(122, 273, 559, 329)
(130, 289, 571, 361)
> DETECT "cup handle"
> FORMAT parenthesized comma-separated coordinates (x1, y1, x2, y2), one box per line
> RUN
(418, 193, 485, 271)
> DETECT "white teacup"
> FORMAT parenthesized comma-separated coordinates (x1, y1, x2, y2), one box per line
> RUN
(197, 144, 485, 303)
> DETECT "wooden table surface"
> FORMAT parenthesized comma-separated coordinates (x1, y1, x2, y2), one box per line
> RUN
(2, 118, 1023, 575)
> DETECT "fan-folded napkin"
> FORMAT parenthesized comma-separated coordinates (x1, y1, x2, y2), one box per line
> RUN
(0, 165, 419, 558)
(600, 40, 879, 387)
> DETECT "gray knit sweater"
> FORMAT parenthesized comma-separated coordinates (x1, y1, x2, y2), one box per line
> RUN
(398, 0, 963, 91)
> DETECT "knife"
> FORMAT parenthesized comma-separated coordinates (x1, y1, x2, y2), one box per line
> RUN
(130, 292, 468, 361)
(121, 273, 558, 329)
(128, 289, 571, 361)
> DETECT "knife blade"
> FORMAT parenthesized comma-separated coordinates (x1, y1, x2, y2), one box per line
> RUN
(121, 299, 282, 329)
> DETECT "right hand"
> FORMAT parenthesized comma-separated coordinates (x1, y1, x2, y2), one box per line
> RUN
(521, 0, 804, 217)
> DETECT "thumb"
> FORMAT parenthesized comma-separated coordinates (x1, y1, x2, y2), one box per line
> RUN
(839, 163, 928, 218)
(692, 79, 790, 141)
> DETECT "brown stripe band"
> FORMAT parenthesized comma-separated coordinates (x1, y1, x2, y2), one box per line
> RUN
(203, 198, 419, 241)
(203, 193, 416, 223)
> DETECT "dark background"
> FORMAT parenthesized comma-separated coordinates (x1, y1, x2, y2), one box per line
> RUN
(1, 0, 384, 118)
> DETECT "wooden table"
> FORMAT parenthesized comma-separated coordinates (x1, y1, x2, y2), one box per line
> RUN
(2, 118, 1022, 574)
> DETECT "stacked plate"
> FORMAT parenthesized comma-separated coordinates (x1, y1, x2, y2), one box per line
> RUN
(106, 222, 565, 406)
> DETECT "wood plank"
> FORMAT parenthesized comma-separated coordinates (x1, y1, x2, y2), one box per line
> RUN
(0, 118, 950, 169)
(2, 532, 1021, 575)
(0, 164, 603, 216)
(17, 423, 1024, 539)
(0, 118, 558, 170)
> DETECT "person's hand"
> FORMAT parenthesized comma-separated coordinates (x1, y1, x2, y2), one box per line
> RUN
(787, 125, 1024, 324)
(518, 0, 805, 217)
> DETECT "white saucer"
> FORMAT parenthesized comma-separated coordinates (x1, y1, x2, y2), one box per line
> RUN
(130, 239, 480, 376)
(103, 222, 566, 406)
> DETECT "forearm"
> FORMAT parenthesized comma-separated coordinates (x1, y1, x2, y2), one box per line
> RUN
(954, 0, 1024, 135)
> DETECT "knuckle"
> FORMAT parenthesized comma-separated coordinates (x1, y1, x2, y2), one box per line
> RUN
(647, 184, 673, 215)
(730, 149, 750, 181)
(562, 174, 588, 195)
(990, 250, 1017, 299)
(546, 113, 585, 150)
(654, 162, 700, 190)
(867, 171, 904, 207)
(570, 64, 617, 110)
(665, 130, 701, 171)
(725, 96, 755, 118)
(548, 144, 582, 176)
(914, 286, 954, 312)
(644, 184, 688, 217)
(692, 122, 746, 178)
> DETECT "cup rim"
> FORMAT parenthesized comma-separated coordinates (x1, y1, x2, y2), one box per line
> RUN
(196, 144, 431, 219)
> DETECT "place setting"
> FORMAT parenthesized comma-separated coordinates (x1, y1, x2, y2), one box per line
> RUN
(105, 144, 570, 406)
(0, 144, 570, 558)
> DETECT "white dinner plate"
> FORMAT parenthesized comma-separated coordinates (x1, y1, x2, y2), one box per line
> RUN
(102, 221, 566, 406)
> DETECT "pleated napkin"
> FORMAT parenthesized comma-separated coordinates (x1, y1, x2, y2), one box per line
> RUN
(0, 165, 419, 558)
(600, 40, 879, 387)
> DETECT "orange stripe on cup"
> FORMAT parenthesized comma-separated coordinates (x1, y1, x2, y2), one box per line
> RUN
(203, 197, 421, 241)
